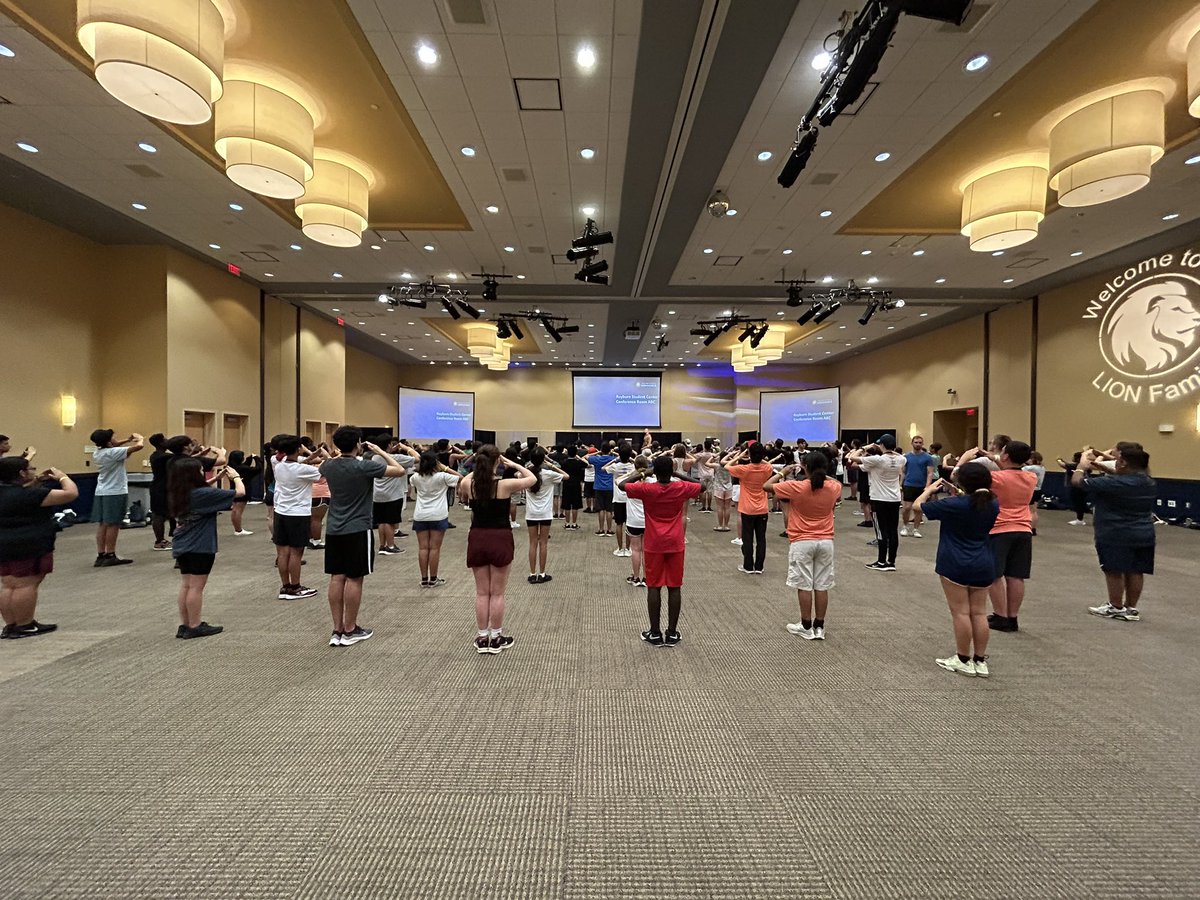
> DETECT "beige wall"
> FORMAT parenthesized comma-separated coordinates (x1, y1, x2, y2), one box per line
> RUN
(987, 302, 1034, 440)
(262, 295, 298, 439)
(345, 345, 400, 428)
(299, 310, 345, 432)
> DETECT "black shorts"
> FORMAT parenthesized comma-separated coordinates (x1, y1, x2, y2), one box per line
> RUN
(272, 513, 312, 548)
(584, 483, 595, 498)
(595, 489, 614, 512)
(176, 552, 215, 576)
(561, 486, 582, 510)
(626, 526, 644, 537)
(612, 501, 627, 524)
(857, 471, 870, 503)
(372, 499, 404, 526)
(1097, 542, 1154, 575)
(902, 485, 924, 503)
(1031, 490, 1043, 505)
(990, 531, 1033, 580)
(324, 531, 375, 578)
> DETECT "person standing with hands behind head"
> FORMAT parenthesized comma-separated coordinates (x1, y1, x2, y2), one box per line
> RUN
(409, 450, 461, 588)
(724, 443, 774, 575)
(0, 458, 77, 639)
(270, 435, 322, 601)
(848, 436, 904, 572)
(89, 428, 145, 567)
(168, 457, 243, 640)
(1075, 444, 1156, 622)
(914, 463, 999, 678)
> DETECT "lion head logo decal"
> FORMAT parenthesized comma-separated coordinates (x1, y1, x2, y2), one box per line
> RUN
(1100, 277, 1200, 378)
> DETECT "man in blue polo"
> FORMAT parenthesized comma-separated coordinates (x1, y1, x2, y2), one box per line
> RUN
(587, 441, 617, 537)
(900, 435, 936, 538)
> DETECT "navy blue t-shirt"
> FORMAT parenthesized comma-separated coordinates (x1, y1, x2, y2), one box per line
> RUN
(172, 487, 236, 557)
(1083, 473, 1156, 546)
(922, 495, 1000, 587)
(903, 451, 936, 487)
(589, 454, 616, 491)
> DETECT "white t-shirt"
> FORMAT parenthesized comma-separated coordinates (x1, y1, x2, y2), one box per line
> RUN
(626, 495, 645, 529)
(410, 471, 460, 521)
(273, 460, 321, 516)
(94, 446, 129, 496)
(525, 470, 565, 521)
(583, 461, 596, 483)
(608, 461, 636, 503)
(860, 453, 904, 503)
(374, 454, 416, 502)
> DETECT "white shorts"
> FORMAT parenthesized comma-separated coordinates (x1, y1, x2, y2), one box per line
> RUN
(712, 483, 733, 500)
(731, 484, 741, 502)
(786, 539, 835, 591)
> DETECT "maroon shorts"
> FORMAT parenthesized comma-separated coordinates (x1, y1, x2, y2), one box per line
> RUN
(466, 527, 515, 569)
(0, 553, 54, 578)
(644, 550, 685, 588)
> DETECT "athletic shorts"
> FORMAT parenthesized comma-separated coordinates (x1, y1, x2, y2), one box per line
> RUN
(526, 519, 552, 527)
(372, 499, 404, 526)
(902, 485, 924, 503)
(731, 484, 741, 503)
(272, 513, 312, 548)
(264, 487, 275, 507)
(644, 550, 685, 588)
(412, 518, 449, 532)
(1031, 490, 1043, 505)
(466, 527, 514, 569)
(595, 490, 614, 512)
(311, 497, 330, 508)
(711, 483, 733, 500)
(612, 502, 627, 524)
(786, 539, 835, 591)
(1096, 542, 1154, 575)
(584, 483, 595, 498)
(990, 531, 1033, 580)
(701, 476, 713, 491)
(0, 553, 54, 577)
(324, 531, 375, 578)
(562, 494, 582, 511)
(92, 494, 127, 525)
(626, 526, 644, 537)
(175, 552, 215, 576)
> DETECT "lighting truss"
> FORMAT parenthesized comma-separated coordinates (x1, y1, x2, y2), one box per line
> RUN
(469, 271, 514, 303)
(565, 218, 612, 285)
(377, 277, 481, 318)
(689, 313, 768, 346)
(492, 309, 579, 344)
(797, 279, 906, 326)
(775, 269, 816, 307)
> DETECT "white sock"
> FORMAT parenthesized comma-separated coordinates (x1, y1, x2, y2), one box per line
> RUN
(490, 628, 502, 638)
(477, 629, 488, 638)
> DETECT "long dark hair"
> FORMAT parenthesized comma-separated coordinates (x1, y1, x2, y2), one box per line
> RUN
(167, 457, 205, 518)
(528, 446, 545, 493)
(0, 456, 30, 484)
(803, 450, 828, 489)
(473, 444, 500, 500)
(955, 462, 995, 511)
(418, 450, 439, 477)
(228, 450, 245, 468)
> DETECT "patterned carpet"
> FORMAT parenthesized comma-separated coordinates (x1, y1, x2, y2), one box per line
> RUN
(2, 501, 1197, 898)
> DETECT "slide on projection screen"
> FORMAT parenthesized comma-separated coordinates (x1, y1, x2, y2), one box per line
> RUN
(759, 387, 840, 443)
(572, 373, 662, 428)
(398, 387, 474, 441)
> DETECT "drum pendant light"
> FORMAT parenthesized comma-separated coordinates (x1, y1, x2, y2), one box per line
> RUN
(466, 323, 499, 358)
(295, 155, 370, 248)
(960, 165, 1047, 252)
(754, 327, 785, 361)
(1188, 31, 1200, 117)
(484, 343, 511, 371)
(215, 80, 314, 199)
(77, 0, 225, 125)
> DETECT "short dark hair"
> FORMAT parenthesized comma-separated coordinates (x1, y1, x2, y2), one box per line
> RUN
(166, 435, 193, 455)
(276, 434, 303, 456)
(0, 434, 9, 444)
(0, 456, 30, 484)
(878, 434, 896, 450)
(1120, 447, 1150, 471)
(1002, 440, 1032, 466)
(332, 426, 362, 453)
(149, 433, 166, 449)
(652, 456, 674, 480)
(748, 443, 767, 463)
(90, 428, 114, 447)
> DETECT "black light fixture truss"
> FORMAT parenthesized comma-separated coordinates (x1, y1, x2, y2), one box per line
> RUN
(775, 269, 816, 306)
(376, 276, 477, 315)
(470, 271, 514, 303)
(797, 279, 907, 326)
(490, 309, 578, 344)
(566, 218, 613, 285)
(692, 313, 769, 348)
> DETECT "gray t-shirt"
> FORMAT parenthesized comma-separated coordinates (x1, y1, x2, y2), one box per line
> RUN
(171, 488, 235, 556)
(373, 454, 416, 502)
(94, 446, 130, 496)
(321, 456, 387, 535)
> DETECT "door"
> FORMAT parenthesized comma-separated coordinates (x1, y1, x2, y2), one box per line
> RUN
(304, 420, 322, 444)
(184, 410, 215, 445)
(324, 422, 340, 445)
(223, 414, 248, 453)
(932, 409, 979, 458)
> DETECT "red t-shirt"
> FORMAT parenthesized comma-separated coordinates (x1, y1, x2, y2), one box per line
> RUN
(623, 480, 702, 552)
(772, 478, 842, 541)
(989, 468, 1036, 534)
(727, 462, 774, 515)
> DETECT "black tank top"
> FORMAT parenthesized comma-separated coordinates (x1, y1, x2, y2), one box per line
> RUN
(471, 497, 511, 530)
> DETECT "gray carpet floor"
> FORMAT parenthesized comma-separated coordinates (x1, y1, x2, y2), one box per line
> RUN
(1, 501, 1197, 898)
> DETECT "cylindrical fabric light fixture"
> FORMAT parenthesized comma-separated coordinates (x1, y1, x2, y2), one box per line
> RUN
(77, 0, 224, 125)
(482, 343, 511, 369)
(295, 155, 370, 247)
(214, 80, 314, 199)
(960, 165, 1047, 252)
(731, 343, 761, 370)
(754, 327, 785, 361)
(1048, 90, 1164, 207)
(1188, 31, 1200, 118)
(466, 323, 499, 358)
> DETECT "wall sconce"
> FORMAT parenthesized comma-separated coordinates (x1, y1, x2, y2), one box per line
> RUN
(60, 394, 77, 427)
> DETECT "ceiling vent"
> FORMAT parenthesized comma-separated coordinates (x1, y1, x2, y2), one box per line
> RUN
(372, 229, 408, 242)
(526, 245, 546, 254)
(809, 172, 838, 185)
(444, 0, 487, 25)
(501, 166, 530, 182)
(888, 234, 929, 249)
(551, 254, 574, 265)
(936, 3, 993, 33)
(514, 78, 562, 111)
(1006, 257, 1047, 269)
(242, 251, 278, 262)
(713, 256, 742, 267)
(124, 163, 163, 178)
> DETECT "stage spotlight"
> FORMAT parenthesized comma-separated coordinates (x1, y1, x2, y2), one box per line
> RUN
(690, 328, 710, 336)
(495, 320, 511, 339)
(812, 300, 840, 324)
(882, 297, 905, 311)
(578, 258, 608, 278)
(482, 279, 498, 302)
(719, 319, 736, 333)
(703, 330, 721, 347)
(571, 230, 613, 249)
(817, 5, 901, 127)
(509, 319, 524, 340)
(557, 325, 580, 335)
(579, 273, 608, 285)
(749, 324, 769, 349)
(797, 302, 822, 326)
(858, 300, 878, 326)
(738, 324, 756, 342)
(456, 297, 482, 319)
(566, 247, 595, 262)
(440, 298, 461, 320)
(542, 318, 563, 342)
(655, 334, 669, 351)
(377, 291, 392, 304)
(777, 127, 818, 188)
(401, 296, 427, 309)
(786, 285, 803, 307)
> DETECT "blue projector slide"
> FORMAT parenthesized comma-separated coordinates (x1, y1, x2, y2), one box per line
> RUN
(759, 387, 840, 443)
(573, 374, 661, 428)
(398, 388, 474, 441)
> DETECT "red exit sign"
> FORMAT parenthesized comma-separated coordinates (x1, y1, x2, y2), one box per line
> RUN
(966, 407, 976, 416)
(227, 263, 241, 276)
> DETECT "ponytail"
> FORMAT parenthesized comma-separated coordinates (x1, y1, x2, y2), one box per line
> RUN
(955, 462, 994, 511)
(803, 450, 827, 490)
(528, 446, 545, 493)
(473, 445, 500, 500)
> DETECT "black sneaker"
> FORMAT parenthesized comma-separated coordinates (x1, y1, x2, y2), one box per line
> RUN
(641, 630, 664, 645)
(93, 554, 108, 567)
(856, 520, 874, 528)
(421, 579, 431, 588)
(446, 522, 457, 529)
(864, 561, 887, 571)
(527, 574, 539, 584)
(625, 574, 638, 585)
(664, 630, 682, 647)
(429, 577, 446, 587)
(175, 624, 186, 639)
(989, 617, 1018, 632)
(178, 622, 223, 639)
(538, 574, 552, 584)
(877, 563, 897, 572)
(341, 626, 373, 645)
(490, 634, 514, 653)
(475, 635, 493, 654)
(378, 545, 405, 555)
(100, 556, 133, 567)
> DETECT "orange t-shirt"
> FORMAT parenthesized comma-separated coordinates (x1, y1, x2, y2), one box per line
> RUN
(989, 468, 1035, 534)
(773, 478, 842, 541)
(727, 462, 774, 515)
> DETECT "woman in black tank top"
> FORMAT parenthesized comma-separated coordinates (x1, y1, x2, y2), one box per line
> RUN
(458, 445, 537, 655)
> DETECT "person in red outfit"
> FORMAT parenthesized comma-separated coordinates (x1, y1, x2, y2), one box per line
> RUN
(619, 457, 702, 647)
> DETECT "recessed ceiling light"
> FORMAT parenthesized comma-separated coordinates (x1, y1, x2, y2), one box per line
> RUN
(935, 277, 946, 284)
(919, 312, 929, 317)
(264, 272, 274, 278)
(912, 249, 925, 256)
(757, 150, 773, 162)
(725, 208, 737, 216)
(417, 43, 438, 66)
(822, 276, 833, 283)
(516, 274, 526, 279)
(370, 244, 382, 250)
(782, 249, 793, 255)
(860, 249, 872, 256)
(886, 326, 895, 330)
(991, 250, 1004, 257)
(0, 43, 14, 58)
(819, 209, 833, 218)
(581, 205, 597, 216)
(867, 276, 879, 284)
(15, 141, 38, 153)
(332, 308, 340, 312)
(576, 45, 597, 70)
(1162, 212, 1180, 220)
(811, 51, 831, 70)
(290, 244, 301, 251)
(401, 272, 413, 280)
(1003, 278, 1014, 284)
(503, 245, 515, 253)
(228, 203, 243, 211)
(208, 243, 221, 249)
(484, 205, 500, 214)
(1186, 154, 1200, 165)
(1069, 250, 1083, 257)
(579, 147, 596, 160)
(460, 146, 476, 157)
(138, 142, 157, 153)
(874, 151, 891, 162)
(423, 244, 435, 251)
(131, 202, 147, 210)
(703, 248, 714, 254)
(332, 272, 343, 278)
(588, 323, 594, 327)
(964, 54, 990, 72)
(839, 325, 846, 329)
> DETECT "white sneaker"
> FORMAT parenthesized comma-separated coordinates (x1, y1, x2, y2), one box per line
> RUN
(973, 659, 989, 678)
(623, 548, 632, 557)
(613, 548, 623, 556)
(911, 529, 922, 538)
(1068, 519, 1085, 526)
(812, 626, 825, 640)
(737, 566, 751, 574)
(899, 526, 909, 537)
(935, 655, 976, 677)
(510, 521, 521, 528)
(1118, 607, 1141, 621)
(786, 622, 812, 637)
(852, 510, 864, 517)
(234, 529, 254, 536)
(1088, 603, 1120, 618)
(731, 537, 743, 546)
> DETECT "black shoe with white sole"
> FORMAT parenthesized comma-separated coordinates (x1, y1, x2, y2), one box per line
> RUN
(641, 630, 664, 646)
